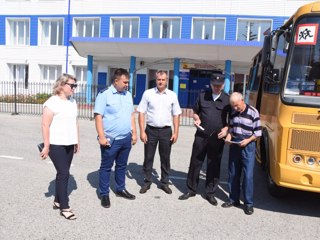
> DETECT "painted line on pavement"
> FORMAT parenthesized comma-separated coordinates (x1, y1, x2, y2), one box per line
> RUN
(0, 155, 24, 160)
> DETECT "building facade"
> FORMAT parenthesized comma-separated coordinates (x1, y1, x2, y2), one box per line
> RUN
(0, 0, 314, 106)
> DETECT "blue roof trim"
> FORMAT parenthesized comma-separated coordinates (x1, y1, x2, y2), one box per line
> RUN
(70, 37, 263, 47)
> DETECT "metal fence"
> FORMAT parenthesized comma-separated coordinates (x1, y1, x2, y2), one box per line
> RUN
(0, 81, 194, 126)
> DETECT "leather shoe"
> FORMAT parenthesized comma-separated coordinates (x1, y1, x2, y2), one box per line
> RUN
(115, 189, 136, 200)
(101, 196, 110, 208)
(178, 192, 196, 200)
(139, 184, 151, 194)
(160, 185, 172, 194)
(221, 201, 240, 208)
(244, 205, 254, 215)
(206, 195, 218, 206)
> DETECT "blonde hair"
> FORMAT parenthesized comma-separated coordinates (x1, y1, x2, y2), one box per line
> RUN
(52, 74, 77, 95)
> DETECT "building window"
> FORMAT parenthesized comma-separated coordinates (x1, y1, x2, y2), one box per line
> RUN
(237, 19, 272, 42)
(150, 18, 181, 39)
(73, 66, 87, 83)
(8, 64, 29, 88)
(39, 19, 64, 46)
(110, 18, 139, 38)
(192, 18, 225, 40)
(74, 18, 100, 37)
(7, 19, 30, 45)
(40, 65, 62, 82)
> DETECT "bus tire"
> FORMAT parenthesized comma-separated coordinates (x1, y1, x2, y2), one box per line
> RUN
(261, 131, 287, 197)
(265, 158, 287, 197)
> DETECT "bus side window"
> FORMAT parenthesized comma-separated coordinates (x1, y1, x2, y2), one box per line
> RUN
(264, 33, 287, 94)
(248, 54, 261, 91)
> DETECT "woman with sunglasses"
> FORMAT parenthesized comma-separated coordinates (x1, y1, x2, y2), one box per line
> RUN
(40, 74, 79, 220)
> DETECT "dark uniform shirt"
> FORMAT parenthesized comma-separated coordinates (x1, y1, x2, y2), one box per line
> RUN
(193, 90, 230, 137)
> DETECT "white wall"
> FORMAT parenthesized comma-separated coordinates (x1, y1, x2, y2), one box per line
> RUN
(0, 0, 315, 17)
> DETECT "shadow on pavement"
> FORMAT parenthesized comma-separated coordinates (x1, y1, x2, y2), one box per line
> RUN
(218, 164, 320, 217)
(44, 175, 77, 198)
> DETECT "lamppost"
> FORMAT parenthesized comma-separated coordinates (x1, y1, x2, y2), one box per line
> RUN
(65, 0, 71, 73)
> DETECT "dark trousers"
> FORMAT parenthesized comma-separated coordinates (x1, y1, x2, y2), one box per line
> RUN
(49, 144, 74, 209)
(99, 133, 132, 196)
(186, 135, 224, 196)
(143, 125, 172, 185)
(228, 141, 256, 206)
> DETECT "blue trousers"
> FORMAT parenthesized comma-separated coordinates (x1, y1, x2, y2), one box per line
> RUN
(99, 133, 132, 196)
(227, 141, 256, 207)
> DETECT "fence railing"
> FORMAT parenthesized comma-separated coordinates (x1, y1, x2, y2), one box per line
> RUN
(0, 81, 194, 126)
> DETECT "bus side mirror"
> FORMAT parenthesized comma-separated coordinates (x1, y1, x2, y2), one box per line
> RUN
(261, 35, 271, 67)
(269, 34, 278, 68)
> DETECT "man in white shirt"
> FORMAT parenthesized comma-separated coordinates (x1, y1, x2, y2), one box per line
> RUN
(137, 70, 182, 194)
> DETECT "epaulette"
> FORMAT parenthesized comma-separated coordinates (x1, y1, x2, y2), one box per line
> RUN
(99, 87, 109, 93)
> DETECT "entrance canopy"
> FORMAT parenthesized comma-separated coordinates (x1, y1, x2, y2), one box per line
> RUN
(70, 37, 262, 73)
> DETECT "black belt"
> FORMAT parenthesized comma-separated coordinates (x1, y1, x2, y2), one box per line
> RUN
(147, 125, 170, 129)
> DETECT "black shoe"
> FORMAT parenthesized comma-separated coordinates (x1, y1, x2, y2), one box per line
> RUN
(206, 195, 218, 206)
(116, 189, 136, 200)
(178, 192, 196, 200)
(221, 201, 240, 208)
(160, 185, 172, 194)
(139, 184, 151, 194)
(101, 196, 110, 208)
(244, 205, 254, 215)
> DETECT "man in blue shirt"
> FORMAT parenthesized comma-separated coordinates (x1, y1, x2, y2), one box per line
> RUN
(94, 68, 137, 208)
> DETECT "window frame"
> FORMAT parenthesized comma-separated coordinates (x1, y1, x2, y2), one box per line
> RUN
(6, 18, 30, 46)
(191, 17, 226, 40)
(39, 64, 62, 82)
(149, 17, 181, 39)
(110, 17, 140, 38)
(236, 18, 273, 42)
(73, 17, 101, 37)
(38, 18, 64, 46)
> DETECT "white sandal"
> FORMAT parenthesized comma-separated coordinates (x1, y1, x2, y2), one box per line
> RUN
(60, 209, 77, 220)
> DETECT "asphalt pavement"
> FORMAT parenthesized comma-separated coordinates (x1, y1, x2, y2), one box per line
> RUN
(0, 113, 320, 240)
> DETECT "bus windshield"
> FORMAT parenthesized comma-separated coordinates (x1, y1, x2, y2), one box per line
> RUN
(283, 17, 320, 107)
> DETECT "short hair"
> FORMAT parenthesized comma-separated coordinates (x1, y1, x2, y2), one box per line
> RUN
(112, 68, 129, 83)
(156, 70, 168, 79)
(52, 74, 77, 95)
(230, 92, 244, 102)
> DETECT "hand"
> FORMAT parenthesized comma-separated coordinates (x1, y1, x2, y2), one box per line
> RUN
(98, 136, 110, 147)
(140, 131, 148, 144)
(217, 128, 228, 139)
(224, 134, 232, 145)
(194, 119, 201, 127)
(170, 133, 178, 144)
(40, 146, 49, 160)
(239, 138, 251, 147)
(131, 132, 137, 145)
(74, 144, 80, 153)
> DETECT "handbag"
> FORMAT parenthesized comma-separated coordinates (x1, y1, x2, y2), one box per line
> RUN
(37, 143, 44, 152)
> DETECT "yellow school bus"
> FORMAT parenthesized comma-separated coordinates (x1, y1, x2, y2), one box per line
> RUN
(246, 1, 320, 196)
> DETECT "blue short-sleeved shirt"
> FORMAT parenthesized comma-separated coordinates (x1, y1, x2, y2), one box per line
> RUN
(94, 85, 134, 140)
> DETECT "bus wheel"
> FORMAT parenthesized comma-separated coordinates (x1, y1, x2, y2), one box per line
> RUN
(265, 159, 287, 197)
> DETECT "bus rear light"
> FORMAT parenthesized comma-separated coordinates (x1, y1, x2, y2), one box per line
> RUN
(293, 155, 303, 163)
(307, 157, 316, 165)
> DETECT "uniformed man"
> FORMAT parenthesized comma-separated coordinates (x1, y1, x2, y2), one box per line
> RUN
(94, 68, 137, 208)
(179, 73, 230, 206)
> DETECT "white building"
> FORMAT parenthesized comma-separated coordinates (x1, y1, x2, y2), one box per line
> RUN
(0, 0, 314, 106)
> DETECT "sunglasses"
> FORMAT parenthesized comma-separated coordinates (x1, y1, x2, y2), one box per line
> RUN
(65, 83, 78, 89)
